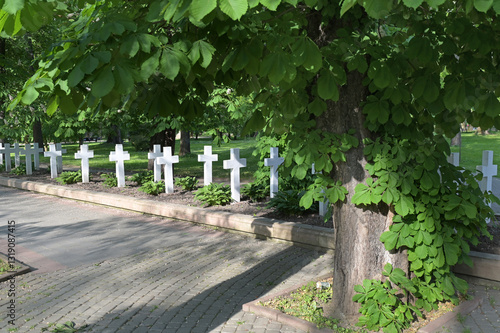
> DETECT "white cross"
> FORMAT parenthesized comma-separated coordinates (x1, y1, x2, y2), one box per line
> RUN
(198, 146, 218, 186)
(12, 143, 24, 168)
(109, 144, 130, 187)
(476, 150, 497, 193)
(264, 147, 284, 198)
(44, 144, 62, 178)
(55, 143, 67, 173)
(0, 143, 12, 172)
(156, 146, 179, 193)
(148, 145, 163, 182)
(312, 163, 329, 217)
(75, 144, 94, 183)
(21, 144, 36, 175)
(223, 148, 246, 202)
(0, 143, 3, 166)
(33, 143, 44, 170)
(448, 153, 460, 167)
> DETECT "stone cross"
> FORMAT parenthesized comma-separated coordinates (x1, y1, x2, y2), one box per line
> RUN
(44, 144, 62, 178)
(0, 143, 12, 172)
(198, 146, 218, 186)
(33, 143, 44, 170)
(12, 143, 24, 168)
(55, 143, 67, 173)
(264, 147, 284, 198)
(21, 144, 36, 175)
(75, 144, 94, 183)
(148, 145, 163, 182)
(312, 163, 329, 217)
(223, 148, 247, 202)
(109, 144, 130, 187)
(156, 146, 179, 194)
(476, 150, 497, 193)
(447, 153, 460, 167)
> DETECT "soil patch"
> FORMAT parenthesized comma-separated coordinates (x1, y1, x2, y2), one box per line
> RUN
(1, 168, 332, 229)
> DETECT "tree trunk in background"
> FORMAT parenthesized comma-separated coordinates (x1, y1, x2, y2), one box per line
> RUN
(179, 130, 191, 156)
(147, 128, 176, 170)
(307, 13, 408, 324)
(32, 119, 44, 149)
(106, 125, 122, 144)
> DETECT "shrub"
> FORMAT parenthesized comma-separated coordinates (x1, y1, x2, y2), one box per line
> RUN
(266, 190, 317, 216)
(101, 173, 118, 188)
(10, 165, 26, 175)
(56, 170, 83, 184)
(195, 183, 232, 206)
(242, 182, 269, 202)
(129, 170, 154, 185)
(175, 176, 199, 191)
(138, 180, 165, 195)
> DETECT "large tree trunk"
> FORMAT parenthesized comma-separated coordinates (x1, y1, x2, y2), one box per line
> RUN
(307, 13, 408, 324)
(147, 128, 176, 170)
(317, 71, 408, 324)
(32, 118, 44, 148)
(179, 130, 191, 156)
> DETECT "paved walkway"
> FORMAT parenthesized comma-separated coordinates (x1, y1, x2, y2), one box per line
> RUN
(0, 187, 332, 332)
(0, 185, 499, 333)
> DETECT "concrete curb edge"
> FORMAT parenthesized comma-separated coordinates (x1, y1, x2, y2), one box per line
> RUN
(0, 176, 335, 252)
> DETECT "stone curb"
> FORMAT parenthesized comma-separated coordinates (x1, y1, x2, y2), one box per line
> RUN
(0, 252, 31, 282)
(242, 274, 335, 333)
(0, 176, 335, 252)
(417, 296, 483, 333)
(453, 251, 500, 282)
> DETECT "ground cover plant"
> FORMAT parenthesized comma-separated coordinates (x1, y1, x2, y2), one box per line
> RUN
(138, 180, 165, 195)
(194, 183, 232, 206)
(56, 170, 83, 184)
(175, 176, 199, 191)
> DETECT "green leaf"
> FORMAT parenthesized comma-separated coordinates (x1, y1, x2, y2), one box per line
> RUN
(140, 50, 161, 80)
(403, 0, 423, 9)
(474, 0, 493, 12)
(46, 96, 59, 116)
(394, 195, 414, 216)
(67, 65, 85, 88)
(120, 35, 140, 58)
(260, 0, 281, 10)
(160, 49, 180, 80)
(91, 66, 115, 98)
(368, 61, 393, 89)
(317, 70, 339, 101)
(361, 0, 393, 19)
(444, 242, 459, 265)
(113, 65, 134, 94)
(21, 85, 39, 104)
(340, 0, 357, 16)
(219, 0, 248, 20)
(81, 55, 99, 75)
(190, 0, 216, 21)
(380, 231, 398, 251)
(2, 0, 24, 15)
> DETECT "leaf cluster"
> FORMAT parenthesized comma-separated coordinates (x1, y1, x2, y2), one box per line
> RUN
(128, 170, 154, 186)
(56, 170, 83, 184)
(175, 176, 199, 191)
(101, 172, 118, 188)
(194, 183, 232, 206)
(138, 180, 165, 196)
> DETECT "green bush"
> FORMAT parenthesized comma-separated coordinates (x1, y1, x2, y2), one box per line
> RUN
(56, 170, 83, 184)
(195, 183, 232, 206)
(267, 190, 317, 216)
(9, 165, 26, 175)
(242, 182, 269, 202)
(175, 176, 199, 191)
(129, 135, 150, 151)
(138, 180, 165, 195)
(129, 170, 154, 185)
(101, 173, 118, 188)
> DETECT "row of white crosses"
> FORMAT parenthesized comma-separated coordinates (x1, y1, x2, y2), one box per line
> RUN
(0, 143, 45, 174)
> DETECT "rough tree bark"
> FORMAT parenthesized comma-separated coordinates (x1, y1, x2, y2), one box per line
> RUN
(307, 12, 408, 324)
(147, 128, 176, 170)
(179, 130, 191, 156)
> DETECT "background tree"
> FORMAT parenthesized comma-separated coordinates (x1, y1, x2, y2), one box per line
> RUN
(5, 1, 500, 331)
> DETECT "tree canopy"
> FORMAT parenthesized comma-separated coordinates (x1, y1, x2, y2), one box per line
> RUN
(4, 0, 500, 331)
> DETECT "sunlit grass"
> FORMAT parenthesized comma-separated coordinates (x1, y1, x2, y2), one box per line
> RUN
(450, 131, 500, 173)
(37, 138, 259, 181)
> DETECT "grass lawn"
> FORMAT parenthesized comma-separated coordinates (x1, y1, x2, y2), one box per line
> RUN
(450, 131, 500, 174)
(38, 137, 259, 181)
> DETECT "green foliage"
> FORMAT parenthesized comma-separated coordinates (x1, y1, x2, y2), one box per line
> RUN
(56, 170, 83, 184)
(101, 173, 118, 188)
(353, 264, 423, 333)
(9, 165, 26, 175)
(138, 180, 165, 195)
(267, 190, 317, 216)
(175, 176, 199, 191)
(242, 181, 269, 202)
(129, 135, 150, 152)
(129, 170, 154, 186)
(41, 320, 84, 332)
(194, 183, 232, 206)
